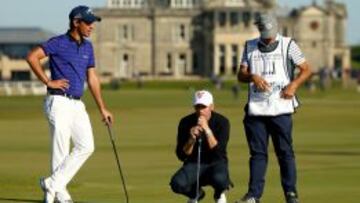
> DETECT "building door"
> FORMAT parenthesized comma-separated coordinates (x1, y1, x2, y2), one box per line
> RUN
(119, 54, 129, 78)
(177, 53, 187, 75)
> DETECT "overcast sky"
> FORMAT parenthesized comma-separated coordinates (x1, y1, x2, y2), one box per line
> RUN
(0, 0, 359, 45)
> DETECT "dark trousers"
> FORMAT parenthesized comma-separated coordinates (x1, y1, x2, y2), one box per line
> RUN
(170, 161, 230, 199)
(243, 114, 297, 198)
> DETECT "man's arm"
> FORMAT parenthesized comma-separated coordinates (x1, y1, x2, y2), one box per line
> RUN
(26, 47, 69, 90)
(281, 61, 312, 99)
(212, 117, 230, 153)
(182, 133, 197, 156)
(87, 68, 113, 124)
(182, 124, 202, 155)
(176, 119, 193, 160)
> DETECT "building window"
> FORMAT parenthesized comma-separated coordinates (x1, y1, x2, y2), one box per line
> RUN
(174, 24, 186, 42)
(180, 24, 186, 40)
(230, 12, 239, 26)
(123, 25, 128, 39)
(167, 53, 172, 71)
(175, 0, 181, 6)
(118, 24, 134, 41)
(219, 44, 226, 74)
(11, 70, 31, 81)
(243, 11, 251, 27)
(231, 44, 238, 75)
(219, 12, 227, 27)
(193, 52, 198, 70)
(124, 0, 131, 6)
(111, 0, 120, 7)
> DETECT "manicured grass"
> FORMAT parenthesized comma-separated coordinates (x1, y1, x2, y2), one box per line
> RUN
(0, 85, 359, 202)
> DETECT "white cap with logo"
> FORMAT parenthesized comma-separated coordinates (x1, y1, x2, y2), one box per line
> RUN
(193, 90, 213, 106)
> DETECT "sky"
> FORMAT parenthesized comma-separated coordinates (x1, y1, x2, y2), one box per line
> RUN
(0, 0, 359, 45)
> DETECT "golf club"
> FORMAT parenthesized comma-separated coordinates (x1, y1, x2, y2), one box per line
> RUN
(195, 136, 202, 201)
(106, 122, 129, 203)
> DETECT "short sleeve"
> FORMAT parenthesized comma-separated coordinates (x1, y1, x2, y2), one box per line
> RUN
(288, 41, 306, 65)
(240, 42, 249, 67)
(41, 37, 59, 56)
(87, 43, 95, 69)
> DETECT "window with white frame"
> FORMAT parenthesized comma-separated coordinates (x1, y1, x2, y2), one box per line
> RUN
(174, 24, 187, 42)
(118, 24, 134, 41)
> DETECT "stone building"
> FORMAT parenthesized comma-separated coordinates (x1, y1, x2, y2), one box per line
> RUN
(93, 0, 272, 80)
(278, 0, 350, 77)
(0, 0, 350, 83)
(92, 0, 350, 80)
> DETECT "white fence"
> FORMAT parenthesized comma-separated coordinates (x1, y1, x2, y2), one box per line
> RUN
(0, 81, 47, 96)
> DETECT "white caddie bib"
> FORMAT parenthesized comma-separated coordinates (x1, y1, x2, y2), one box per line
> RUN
(246, 35, 299, 116)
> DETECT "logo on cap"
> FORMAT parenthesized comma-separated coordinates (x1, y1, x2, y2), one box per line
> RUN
(193, 90, 213, 106)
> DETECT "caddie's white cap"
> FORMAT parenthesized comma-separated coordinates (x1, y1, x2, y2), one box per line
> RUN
(193, 90, 213, 106)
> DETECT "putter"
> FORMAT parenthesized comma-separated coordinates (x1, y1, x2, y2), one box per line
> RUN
(106, 122, 129, 203)
(195, 136, 202, 201)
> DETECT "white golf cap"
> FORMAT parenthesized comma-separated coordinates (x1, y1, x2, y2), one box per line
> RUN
(193, 90, 213, 106)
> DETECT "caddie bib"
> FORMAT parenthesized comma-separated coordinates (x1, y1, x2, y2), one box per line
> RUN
(246, 35, 299, 116)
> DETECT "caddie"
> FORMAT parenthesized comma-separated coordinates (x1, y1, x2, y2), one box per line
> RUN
(236, 13, 312, 203)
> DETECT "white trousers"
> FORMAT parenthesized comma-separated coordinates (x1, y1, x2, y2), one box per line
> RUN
(43, 95, 94, 194)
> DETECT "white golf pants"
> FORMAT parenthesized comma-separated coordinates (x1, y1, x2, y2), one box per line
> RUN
(43, 95, 94, 193)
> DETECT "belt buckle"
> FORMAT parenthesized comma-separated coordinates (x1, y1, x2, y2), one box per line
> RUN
(64, 93, 75, 100)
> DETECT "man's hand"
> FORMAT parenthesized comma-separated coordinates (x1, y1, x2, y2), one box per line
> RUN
(281, 82, 298, 100)
(101, 108, 114, 126)
(46, 79, 70, 91)
(281, 61, 312, 100)
(190, 125, 202, 140)
(251, 74, 271, 92)
(197, 116, 210, 132)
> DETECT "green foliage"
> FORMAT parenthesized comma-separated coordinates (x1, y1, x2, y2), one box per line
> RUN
(0, 87, 360, 202)
(351, 45, 360, 70)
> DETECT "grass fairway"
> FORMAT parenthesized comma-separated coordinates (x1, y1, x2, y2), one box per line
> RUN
(0, 85, 360, 203)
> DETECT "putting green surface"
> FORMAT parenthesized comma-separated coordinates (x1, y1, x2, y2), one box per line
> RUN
(0, 86, 359, 202)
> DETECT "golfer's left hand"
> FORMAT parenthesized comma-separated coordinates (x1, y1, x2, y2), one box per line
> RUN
(101, 108, 114, 125)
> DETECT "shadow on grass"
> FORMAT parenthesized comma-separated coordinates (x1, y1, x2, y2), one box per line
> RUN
(298, 150, 360, 156)
(0, 198, 41, 203)
(0, 198, 88, 203)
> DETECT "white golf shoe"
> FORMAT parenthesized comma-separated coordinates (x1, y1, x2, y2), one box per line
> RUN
(39, 177, 55, 203)
(55, 189, 73, 203)
(215, 193, 227, 203)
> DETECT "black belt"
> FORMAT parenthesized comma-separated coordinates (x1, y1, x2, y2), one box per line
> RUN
(48, 90, 81, 100)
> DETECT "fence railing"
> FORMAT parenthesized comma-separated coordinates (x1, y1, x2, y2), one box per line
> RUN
(0, 81, 47, 96)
